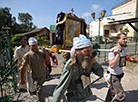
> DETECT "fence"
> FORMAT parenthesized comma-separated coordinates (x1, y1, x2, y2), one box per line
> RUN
(0, 31, 17, 102)
(94, 37, 138, 63)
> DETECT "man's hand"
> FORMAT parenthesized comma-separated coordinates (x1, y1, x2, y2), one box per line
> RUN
(42, 47, 46, 52)
(63, 52, 69, 58)
(113, 49, 120, 55)
(20, 65, 27, 85)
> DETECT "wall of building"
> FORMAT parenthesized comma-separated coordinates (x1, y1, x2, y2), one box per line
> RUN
(89, 0, 138, 38)
(112, 0, 137, 18)
(39, 28, 50, 40)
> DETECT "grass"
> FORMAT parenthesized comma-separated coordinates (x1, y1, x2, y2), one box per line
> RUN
(126, 61, 138, 70)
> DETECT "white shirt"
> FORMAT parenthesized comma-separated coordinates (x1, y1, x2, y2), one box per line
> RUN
(108, 46, 127, 75)
(14, 45, 30, 67)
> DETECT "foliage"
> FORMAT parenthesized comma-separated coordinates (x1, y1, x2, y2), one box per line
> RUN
(0, 7, 37, 34)
(88, 37, 92, 41)
(18, 13, 33, 32)
(11, 34, 25, 46)
(35, 33, 50, 47)
(0, 7, 16, 30)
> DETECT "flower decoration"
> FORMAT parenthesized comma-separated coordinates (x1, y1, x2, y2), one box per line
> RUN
(126, 56, 138, 62)
(120, 27, 129, 34)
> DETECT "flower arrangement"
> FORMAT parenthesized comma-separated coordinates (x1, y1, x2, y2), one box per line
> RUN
(126, 55, 138, 63)
(120, 28, 129, 34)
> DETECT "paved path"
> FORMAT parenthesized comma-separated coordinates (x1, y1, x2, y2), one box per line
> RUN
(13, 54, 138, 102)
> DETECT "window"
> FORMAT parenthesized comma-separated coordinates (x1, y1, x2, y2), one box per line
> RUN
(43, 31, 47, 36)
(104, 30, 109, 37)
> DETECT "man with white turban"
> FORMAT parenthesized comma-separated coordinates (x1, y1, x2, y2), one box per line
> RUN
(52, 34, 104, 102)
(20, 37, 50, 102)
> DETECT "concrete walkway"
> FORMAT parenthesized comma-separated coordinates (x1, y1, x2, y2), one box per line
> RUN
(13, 54, 138, 102)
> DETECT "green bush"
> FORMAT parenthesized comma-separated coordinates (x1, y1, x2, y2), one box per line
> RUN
(11, 34, 25, 46)
(35, 33, 50, 47)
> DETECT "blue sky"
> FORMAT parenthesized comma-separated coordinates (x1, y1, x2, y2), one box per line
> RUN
(0, 0, 127, 29)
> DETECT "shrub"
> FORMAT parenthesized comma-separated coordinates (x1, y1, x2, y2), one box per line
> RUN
(11, 34, 25, 46)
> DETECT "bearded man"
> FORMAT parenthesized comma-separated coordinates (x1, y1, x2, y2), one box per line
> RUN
(52, 34, 104, 102)
(105, 33, 127, 102)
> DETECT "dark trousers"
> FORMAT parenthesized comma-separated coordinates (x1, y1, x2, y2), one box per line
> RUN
(33, 77, 45, 102)
(105, 73, 126, 102)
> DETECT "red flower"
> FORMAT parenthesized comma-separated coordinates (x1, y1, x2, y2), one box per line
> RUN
(126, 56, 131, 61)
(131, 59, 135, 62)
(130, 57, 136, 62)
(135, 57, 138, 62)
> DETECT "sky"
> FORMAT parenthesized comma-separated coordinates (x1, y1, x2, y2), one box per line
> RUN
(0, 0, 127, 29)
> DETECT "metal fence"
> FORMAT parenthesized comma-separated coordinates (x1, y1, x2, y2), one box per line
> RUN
(0, 31, 17, 102)
(94, 37, 138, 63)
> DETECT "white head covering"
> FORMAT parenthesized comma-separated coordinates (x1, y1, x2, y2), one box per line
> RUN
(28, 37, 37, 45)
(70, 34, 92, 56)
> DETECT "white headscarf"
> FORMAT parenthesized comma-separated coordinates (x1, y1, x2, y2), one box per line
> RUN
(28, 37, 37, 45)
(70, 34, 92, 56)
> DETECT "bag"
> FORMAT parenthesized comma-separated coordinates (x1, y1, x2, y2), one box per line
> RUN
(104, 70, 111, 83)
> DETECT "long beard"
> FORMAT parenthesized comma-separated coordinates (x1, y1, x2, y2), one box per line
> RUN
(77, 53, 93, 76)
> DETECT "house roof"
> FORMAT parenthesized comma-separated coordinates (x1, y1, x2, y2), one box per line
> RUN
(108, 17, 138, 24)
(108, 17, 138, 33)
(20, 27, 49, 35)
(112, 0, 132, 10)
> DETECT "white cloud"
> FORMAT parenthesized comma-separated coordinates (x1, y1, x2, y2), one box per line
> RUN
(91, 4, 102, 12)
(82, 12, 91, 18)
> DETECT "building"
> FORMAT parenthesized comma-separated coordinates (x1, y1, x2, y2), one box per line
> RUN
(90, 0, 138, 39)
(86, 24, 90, 37)
(20, 27, 50, 40)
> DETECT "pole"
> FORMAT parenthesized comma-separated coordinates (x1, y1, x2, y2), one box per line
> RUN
(98, 18, 100, 44)
(104, 37, 107, 62)
(97, 18, 101, 58)
(135, 33, 137, 55)
(128, 23, 138, 55)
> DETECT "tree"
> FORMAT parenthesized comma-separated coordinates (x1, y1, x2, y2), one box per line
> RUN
(0, 7, 36, 34)
(18, 13, 33, 32)
(0, 7, 16, 30)
(35, 33, 50, 47)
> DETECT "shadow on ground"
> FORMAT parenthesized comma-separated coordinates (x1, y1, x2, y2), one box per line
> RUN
(125, 90, 138, 102)
(92, 82, 108, 89)
(46, 74, 61, 81)
(43, 84, 57, 98)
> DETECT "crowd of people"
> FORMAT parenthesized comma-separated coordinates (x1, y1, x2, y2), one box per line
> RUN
(13, 32, 127, 102)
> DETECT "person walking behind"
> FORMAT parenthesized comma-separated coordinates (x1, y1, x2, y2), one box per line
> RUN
(20, 37, 50, 102)
(105, 33, 127, 102)
(14, 38, 35, 93)
(45, 50, 58, 78)
(52, 34, 104, 102)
